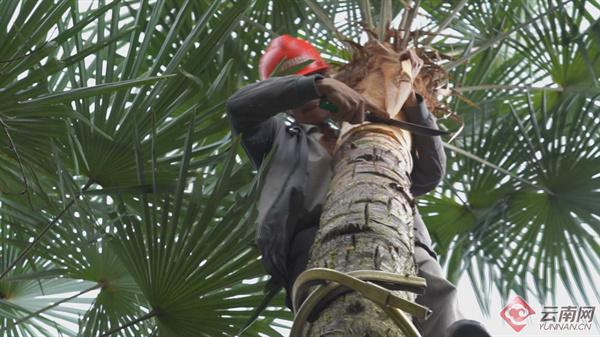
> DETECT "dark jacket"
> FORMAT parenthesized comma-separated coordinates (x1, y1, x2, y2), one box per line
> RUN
(226, 74, 446, 288)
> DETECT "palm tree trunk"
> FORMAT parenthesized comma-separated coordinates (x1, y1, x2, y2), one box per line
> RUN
(295, 37, 444, 337)
(305, 123, 417, 337)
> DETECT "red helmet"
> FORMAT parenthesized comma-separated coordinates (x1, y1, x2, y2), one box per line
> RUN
(259, 34, 329, 80)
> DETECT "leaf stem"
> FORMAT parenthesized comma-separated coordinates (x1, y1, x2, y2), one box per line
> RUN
(99, 310, 158, 337)
(443, 142, 554, 195)
(0, 114, 33, 208)
(0, 283, 101, 332)
(0, 179, 93, 280)
(455, 84, 563, 92)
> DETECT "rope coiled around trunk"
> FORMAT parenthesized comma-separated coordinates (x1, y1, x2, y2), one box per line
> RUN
(290, 268, 432, 337)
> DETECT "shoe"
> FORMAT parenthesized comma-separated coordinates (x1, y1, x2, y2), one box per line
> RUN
(445, 319, 491, 337)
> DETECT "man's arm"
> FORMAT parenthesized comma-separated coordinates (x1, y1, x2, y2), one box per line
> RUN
(226, 74, 323, 168)
(404, 93, 447, 197)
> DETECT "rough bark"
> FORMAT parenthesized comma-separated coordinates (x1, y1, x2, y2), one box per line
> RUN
(302, 39, 423, 337)
(304, 123, 416, 337)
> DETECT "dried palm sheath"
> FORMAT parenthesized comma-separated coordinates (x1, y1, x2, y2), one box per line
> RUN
(291, 38, 447, 337)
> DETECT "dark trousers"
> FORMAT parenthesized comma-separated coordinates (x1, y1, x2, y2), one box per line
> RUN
(414, 245, 464, 337)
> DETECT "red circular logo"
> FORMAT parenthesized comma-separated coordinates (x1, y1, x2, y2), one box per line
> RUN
(500, 296, 536, 332)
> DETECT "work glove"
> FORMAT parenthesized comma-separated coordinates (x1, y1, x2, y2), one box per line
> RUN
(315, 77, 366, 125)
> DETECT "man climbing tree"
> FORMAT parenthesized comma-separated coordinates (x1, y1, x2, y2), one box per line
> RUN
(226, 34, 491, 337)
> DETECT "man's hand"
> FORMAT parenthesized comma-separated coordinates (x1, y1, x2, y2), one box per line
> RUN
(405, 91, 419, 107)
(315, 78, 366, 124)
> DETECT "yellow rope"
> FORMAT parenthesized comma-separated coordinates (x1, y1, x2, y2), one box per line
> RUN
(290, 268, 431, 337)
